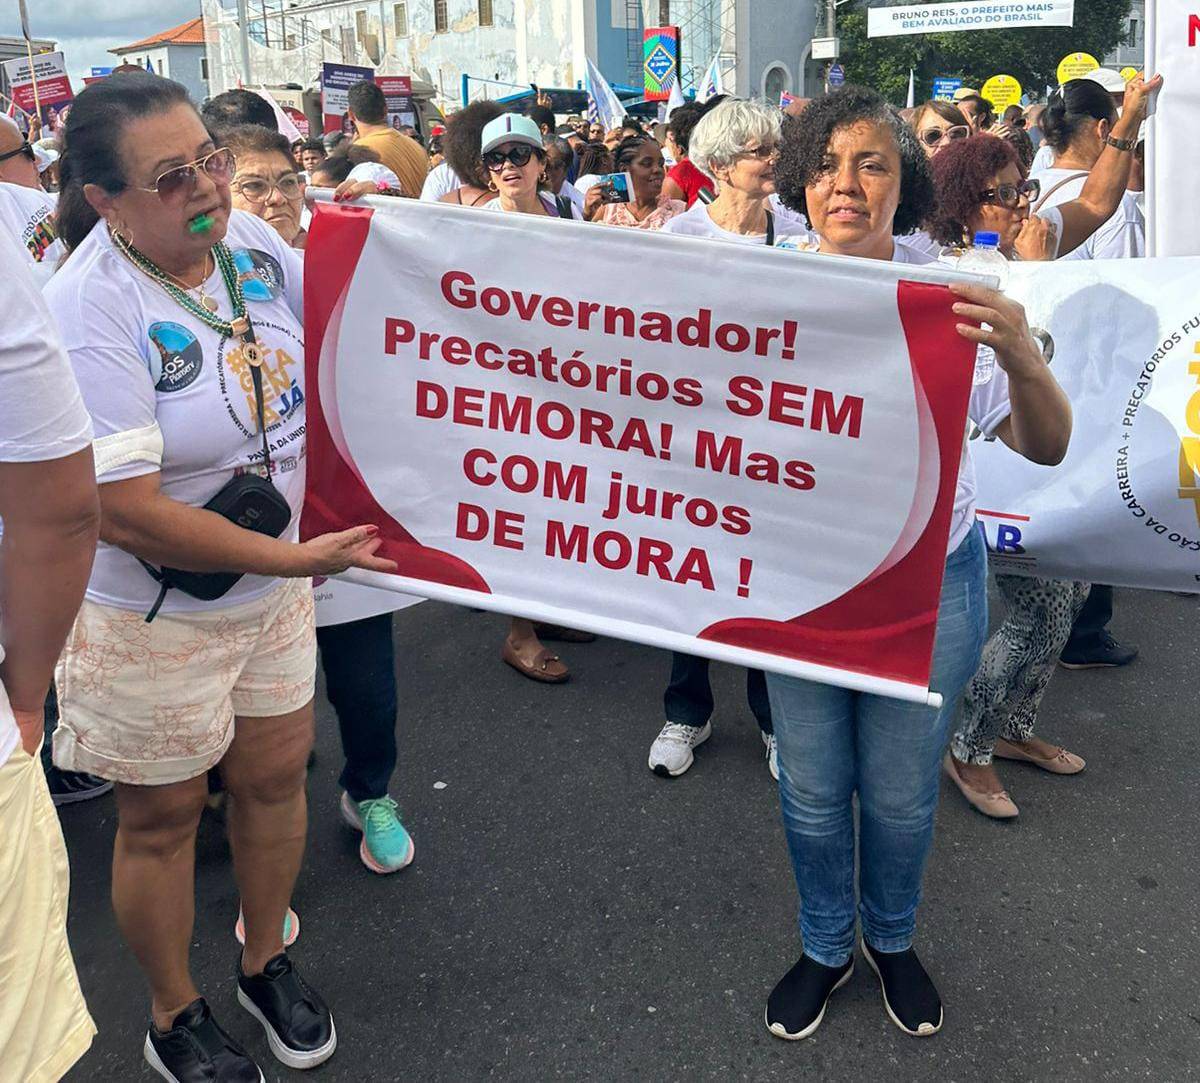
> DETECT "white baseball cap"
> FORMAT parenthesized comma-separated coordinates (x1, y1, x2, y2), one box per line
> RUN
(1084, 68, 1127, 93)
(480, 113, 544, 155)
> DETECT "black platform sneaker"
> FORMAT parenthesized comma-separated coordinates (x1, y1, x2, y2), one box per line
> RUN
(236, 953, 336, 1069)
(143, 997, 263, 1082)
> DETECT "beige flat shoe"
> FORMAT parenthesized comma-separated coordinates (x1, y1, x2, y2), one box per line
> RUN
(993, 739, 1085, 775)
(942, 753, 1019, 819)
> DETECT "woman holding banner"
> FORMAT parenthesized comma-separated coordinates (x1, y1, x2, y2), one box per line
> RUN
(47, 73, 397, 1082)
(764, 85, 1072, 1041)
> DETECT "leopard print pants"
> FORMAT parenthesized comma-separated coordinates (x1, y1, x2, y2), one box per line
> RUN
(950, 575, 1091, 766)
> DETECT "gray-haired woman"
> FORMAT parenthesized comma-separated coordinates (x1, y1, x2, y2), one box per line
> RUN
(660, 98, 810, 246)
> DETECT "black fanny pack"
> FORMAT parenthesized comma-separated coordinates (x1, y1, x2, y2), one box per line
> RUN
(141, 330, 292, 621)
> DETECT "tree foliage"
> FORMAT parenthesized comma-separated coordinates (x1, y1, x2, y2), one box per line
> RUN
(835, 0, 1133, 105)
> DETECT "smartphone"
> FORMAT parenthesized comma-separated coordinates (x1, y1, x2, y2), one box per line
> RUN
(596, 171, 633, 204)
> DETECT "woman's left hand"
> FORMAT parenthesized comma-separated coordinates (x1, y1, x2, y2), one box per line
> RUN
(950, 281, 1045, 381)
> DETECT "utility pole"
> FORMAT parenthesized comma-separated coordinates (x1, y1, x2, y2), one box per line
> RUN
(236, 0, 253, 85)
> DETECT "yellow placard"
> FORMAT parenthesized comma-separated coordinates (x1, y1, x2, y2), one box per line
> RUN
(1120, 65, 1140, 83)
(1057, 52, 1100, 84)
(982, 74, 1023, 111)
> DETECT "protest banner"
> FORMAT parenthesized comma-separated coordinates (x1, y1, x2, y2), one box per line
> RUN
(1057, 51, 1099, 83)
(301, 199, 981, 706)
(869, 0, 1075, 38)
(974, 258, 1200, 589)
(982, 74, 1022, 110)
(313, 577, 421, 627)
(321, 61, 374, 134)
(933, 77, 963, 101)
(1, 50, 72, 125)
(1145, 0, 1200, 257)
(375, 75, 416, 131)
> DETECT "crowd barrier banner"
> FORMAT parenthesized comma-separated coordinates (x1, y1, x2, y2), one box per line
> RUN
(868, 0, 1075, 38)
(301, 200, 980, 706)
(1145, 0, 1200, 257)
(974, 258, 1200, 589)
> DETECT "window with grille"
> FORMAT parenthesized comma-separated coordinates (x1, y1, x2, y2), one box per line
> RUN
(1127, 18, 1139, 47)
(200, 56, 209, 80)
(478, 0, 493, 26)
(355, 9, 369, 41)
(435, 0, 449, 32)
(393, 2, 409, 36)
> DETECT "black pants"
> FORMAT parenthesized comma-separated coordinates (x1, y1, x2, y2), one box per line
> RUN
(1064, 584, 1113, 652)
(663, 652, 772, 735)
(316, 612, 398, 802)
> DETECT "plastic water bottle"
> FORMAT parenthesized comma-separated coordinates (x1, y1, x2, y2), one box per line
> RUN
(957, 231, 1007, 386)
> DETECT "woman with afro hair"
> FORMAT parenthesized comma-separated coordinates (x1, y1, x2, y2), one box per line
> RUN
(761, 84, 1072, 1043)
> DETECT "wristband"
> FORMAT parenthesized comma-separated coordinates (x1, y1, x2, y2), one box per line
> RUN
(1105, 135, 1136, 152)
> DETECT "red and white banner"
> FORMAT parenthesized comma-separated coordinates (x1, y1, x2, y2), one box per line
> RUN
(0, 50, 73, 126)
(301, 200, 978, 705)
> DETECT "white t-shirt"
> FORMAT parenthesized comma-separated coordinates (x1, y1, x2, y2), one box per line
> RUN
(558, 179, 584, 216)
(768, 193, 811, 232)
(660, 200, 813, 245)
(574, 173, 602, 195)
(348, 162, 401, 189)
(896, 230, 943, 259)
(420, 160, 462, 202)
(0, 182, 65, 286)
(894, 242, 1013, 554)
(0, 230, 94, 764)
(1035, 168, 1144, 261)
(1029, 143, 1056, 177)
(43, 211, 307, 614)
(482, 194, 583, 219)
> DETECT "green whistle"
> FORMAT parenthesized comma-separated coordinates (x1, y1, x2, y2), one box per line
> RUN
(188, 214, 215, 235)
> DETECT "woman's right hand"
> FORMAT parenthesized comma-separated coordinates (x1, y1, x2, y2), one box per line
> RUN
(1117, 74, 1164, 133)
(293, 526, 398, 576)
(1013, 215, 1059, 262)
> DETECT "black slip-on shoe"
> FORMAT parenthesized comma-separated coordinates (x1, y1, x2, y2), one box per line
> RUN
(861, 942, 943, 1037)
(1059, 632, 1138, 669)
(236, 953, 336, 1070)
(143, 997, 263, 1083)
(765, 954, 854, 1040)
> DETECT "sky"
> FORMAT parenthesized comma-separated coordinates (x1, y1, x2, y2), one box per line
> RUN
(15, 0, 205, 86)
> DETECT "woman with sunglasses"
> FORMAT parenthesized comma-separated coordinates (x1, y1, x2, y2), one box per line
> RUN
(584, 135, 684, 230)
(764, 83, 1073, 1041)
(909, 100, 971, 159)
(47, 73, 396, 1082)
(224, 125, 307, 249)
(661, 99, 810, 246)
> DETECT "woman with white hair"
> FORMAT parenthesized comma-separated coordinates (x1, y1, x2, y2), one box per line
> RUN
(660, 98, 811, 246)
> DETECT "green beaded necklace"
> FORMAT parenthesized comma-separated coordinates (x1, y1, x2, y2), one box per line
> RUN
(112, 231, 259, 359)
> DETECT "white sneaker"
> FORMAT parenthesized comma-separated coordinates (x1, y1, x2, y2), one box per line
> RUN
(648, 720, 712, 777)
(763, 732, 779, 781)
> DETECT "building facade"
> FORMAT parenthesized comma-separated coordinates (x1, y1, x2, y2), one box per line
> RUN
(1103, 0, 1145, 71)
(111, 18, 210, 103)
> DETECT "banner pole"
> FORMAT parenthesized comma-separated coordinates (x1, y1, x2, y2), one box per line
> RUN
(24, 37, 41, 119)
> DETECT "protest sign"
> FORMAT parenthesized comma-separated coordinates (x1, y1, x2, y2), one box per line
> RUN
(982, 74, 1022, 110)
(321, 62, 374, 134)
(643, 26, 680, 101)
(301, 200, 980, 705)
(375, 75, 416, 131)
(974, 258, 1200, 589)
(1, 50, 73, 125)
(1145, 0, 1199, 257)
(933, 77, 963, 101)
(869, 0, 1075, 37)
(1056, 51, 1099, 83)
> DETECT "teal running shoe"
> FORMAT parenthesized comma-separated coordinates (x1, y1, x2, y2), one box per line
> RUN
(340, 793, 414, 874)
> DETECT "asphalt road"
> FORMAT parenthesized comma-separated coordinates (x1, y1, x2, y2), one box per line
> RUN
(60, 587, 1200, 1082)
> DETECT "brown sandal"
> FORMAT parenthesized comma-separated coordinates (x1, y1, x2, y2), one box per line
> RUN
(532, 622, 596, 644)
(501, 638, 570, 683)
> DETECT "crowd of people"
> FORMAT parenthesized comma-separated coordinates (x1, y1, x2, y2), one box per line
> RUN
(0, 63, 1161, 1081)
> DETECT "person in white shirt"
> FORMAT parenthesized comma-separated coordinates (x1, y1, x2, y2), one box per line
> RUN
(48, 71, 396, 1083)
(0, 228, 100, 1083)
(423, 99, 504, 205)
(766, 83, 1071, 1042)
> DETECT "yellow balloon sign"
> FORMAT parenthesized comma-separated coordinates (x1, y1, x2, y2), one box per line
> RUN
(1120, 65, 1140, 83)
(982, 74, 1023, 111)
(1057, 52, 1100, 84)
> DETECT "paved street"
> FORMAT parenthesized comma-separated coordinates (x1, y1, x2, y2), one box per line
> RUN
(61, 587, 1199, 1081)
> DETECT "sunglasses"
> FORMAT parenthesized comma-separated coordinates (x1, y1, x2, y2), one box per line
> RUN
(483, 144, 538, 171)
(0, 140, 35, 164)
(133, 147, 236, 203)
(738, 142, 780, 161)
(233, 173, 304, 204)
(919, 125, 969, 147)
(980, 179, 1041, 208)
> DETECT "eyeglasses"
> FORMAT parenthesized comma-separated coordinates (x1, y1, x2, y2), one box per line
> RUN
(918, 125, 969, 147)
(483, 145, 537, 171)
(979, 179, 1041, 208)
(133, 148, 236, 203)
(0, 140, 35, 164)
(738, 143, 780, 161)
(233, 173, 304, 203)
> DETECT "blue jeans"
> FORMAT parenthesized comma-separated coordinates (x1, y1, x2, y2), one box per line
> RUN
(316, 612, 398, 802)
(766, 526, 988, 967)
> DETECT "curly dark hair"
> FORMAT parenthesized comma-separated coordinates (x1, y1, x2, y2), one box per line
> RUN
(666, 102, 705, 155)
(776, 85, 933, 238)
(926, 134, 1020, 247)
(443, 99, 504, 187)
(576, 141, 612, 176)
